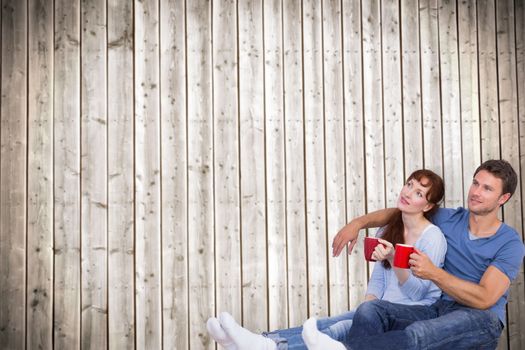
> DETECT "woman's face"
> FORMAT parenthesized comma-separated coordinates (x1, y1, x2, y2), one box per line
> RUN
(397, 177, 434, 214)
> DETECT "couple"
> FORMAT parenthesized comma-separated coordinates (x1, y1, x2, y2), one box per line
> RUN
(208, 160, 525, 349)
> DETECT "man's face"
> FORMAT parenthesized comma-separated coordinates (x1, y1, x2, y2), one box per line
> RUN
(467, 170, 510, 216)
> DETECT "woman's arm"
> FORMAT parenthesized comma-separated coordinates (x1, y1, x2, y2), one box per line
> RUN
(365, 262, 387, 301)
(399, 227, 447, 301)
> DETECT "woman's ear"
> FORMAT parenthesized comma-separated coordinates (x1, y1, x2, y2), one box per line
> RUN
(423, 203, 434, 212)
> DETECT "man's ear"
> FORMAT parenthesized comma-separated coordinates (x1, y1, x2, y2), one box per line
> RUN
(498, 192, 511, 206)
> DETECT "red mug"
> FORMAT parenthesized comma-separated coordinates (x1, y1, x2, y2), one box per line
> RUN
(364, 237, 382, 261)
(393, 244, 415, 268)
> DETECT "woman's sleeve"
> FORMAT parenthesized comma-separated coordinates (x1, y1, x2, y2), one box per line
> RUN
(398, 226, 447, 301)
(365, 262, 386, 300)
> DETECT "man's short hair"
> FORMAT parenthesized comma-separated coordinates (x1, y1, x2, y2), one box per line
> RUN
(474, 159, 518, 197)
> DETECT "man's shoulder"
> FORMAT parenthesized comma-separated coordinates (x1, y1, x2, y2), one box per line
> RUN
(432, 207, 468, 225)
(497, 223, 524, 247)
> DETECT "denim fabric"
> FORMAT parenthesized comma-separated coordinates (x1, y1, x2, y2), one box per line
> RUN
(343, 299, 503, 350)
(263, 311, 356, 349)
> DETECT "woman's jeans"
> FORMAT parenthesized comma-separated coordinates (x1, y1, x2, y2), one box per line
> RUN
(342, 299, 503, 350)
(263, 310, 355, 349)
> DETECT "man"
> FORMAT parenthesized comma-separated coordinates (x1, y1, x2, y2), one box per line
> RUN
(332, 159, 525, 349)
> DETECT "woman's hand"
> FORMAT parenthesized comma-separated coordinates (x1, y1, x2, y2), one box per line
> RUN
(371, 238, 394, 263)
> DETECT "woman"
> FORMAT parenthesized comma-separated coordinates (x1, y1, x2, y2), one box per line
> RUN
(207, 169, 447, 350)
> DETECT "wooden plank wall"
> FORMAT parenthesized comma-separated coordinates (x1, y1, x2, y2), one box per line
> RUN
(0, 0, 524, 349)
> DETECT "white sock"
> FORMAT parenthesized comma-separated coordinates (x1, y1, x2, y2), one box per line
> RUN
(207, 317, 237, 350)
(218, 312, 276, 350)
(302, 317, 346, 350)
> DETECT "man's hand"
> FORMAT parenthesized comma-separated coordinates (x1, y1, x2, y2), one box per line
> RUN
(409, 248, 438, 280)
(332, 221, 360, 257)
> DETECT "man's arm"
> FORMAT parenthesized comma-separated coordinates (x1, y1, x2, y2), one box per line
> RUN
(411, 252, 510, 309)
(332, 208, 398, 257)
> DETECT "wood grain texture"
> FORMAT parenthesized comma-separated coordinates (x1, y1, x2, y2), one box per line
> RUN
(187, 0, 214, 348)
(160, 0, 188, 348)
(283, 0, 308, 327)
(108, 0, 134, 348)
(134, 0, 162, 347)
(303, 0, 328, 319)
(438, 0, 463, 208)
(0, 1, 27, 348)
(419, 0, 442, 172)
(401, 0, 424, 173)
(53, 0, 81, 348)
(27, 0, 54, 348)
(264, 0, 289, 331)
(342, 0, 367, 309)
(323, 0, 348, 316)
(0, 2, 523, 349)
(213, 0, 242, 327)
(80, 0, 107, 348)
(239, 0, 268, 333)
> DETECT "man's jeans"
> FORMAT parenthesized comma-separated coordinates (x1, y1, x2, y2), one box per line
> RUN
(263, 310, 355, 349)
(342, 299, 503, 350)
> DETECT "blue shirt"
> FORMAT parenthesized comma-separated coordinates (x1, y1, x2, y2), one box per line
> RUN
(366, 224, 447, 306)
(432, 207, 525, 323)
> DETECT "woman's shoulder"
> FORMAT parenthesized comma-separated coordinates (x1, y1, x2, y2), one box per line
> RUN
(419, 223, 446, 242)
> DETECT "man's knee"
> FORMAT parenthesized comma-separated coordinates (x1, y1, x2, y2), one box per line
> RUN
(353, 300, 389, 326)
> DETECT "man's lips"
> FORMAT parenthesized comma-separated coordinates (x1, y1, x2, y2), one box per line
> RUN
(469, 197, 482, 204)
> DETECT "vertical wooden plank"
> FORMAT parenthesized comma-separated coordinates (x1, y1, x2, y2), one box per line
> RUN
(362, 0, 384, 291)
(303, 0, 328, 318)
(401, 0, 424, 173)
(54, 0, 81, 347)
(382, 0, 404, 205)
(438, 0, 463, 207)
(457, 0, 480, 201)
(283, 0, 308, 326)
(323, 0, 348, 316)
(160, 0, 188, 349)
(478, 0, 499, 160)
(134, 0, 162, 347)
(239, 0, 268, 333)
(213, 0, 241, 325)
(419, 0, 442, 172)
(362, 0, 384, 211)
(27, 0, 53, 348)
(516, 1, 525, 345)
(81, 0, 107, 347)
(342, 0, 367, 309)
(264, 0, 288, 330)
(187, 0, 214, 347)
(108, 0, 134, 348)
(496, 1, 525, 349)
(0, 0, 27, 348)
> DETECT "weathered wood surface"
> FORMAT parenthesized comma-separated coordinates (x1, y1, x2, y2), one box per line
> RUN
(0, 1, 524, 349)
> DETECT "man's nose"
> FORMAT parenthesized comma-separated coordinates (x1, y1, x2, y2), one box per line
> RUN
(471, 186, 481, 196)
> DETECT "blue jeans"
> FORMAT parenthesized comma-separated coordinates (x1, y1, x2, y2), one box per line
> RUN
(263, 310, 356, 349)
(342, 299, 503, 349)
